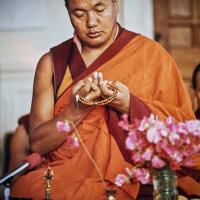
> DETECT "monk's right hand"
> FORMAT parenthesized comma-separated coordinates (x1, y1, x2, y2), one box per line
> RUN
(72, 80, 101, 106)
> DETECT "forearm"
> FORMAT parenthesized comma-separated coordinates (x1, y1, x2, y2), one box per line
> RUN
(30, 104, 92, 155)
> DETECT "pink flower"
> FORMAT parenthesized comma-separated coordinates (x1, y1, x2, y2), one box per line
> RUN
(166, 116, 174, 126)
(168, 131, 180, 144)
(185, 120, 200, 135)
(118, 114, 130, 131)
(141, 148, 153, 161)
(138, 118, 149, 132)
(72, 136, 79, 148)
(125, 136, 136, 150)
(160, 129, 168, 137)
(182, 159, 194, 168)
(170, 151, 183, 163)
(132, 152, 142, 163)
(56, 120, 79, 148)
(132, 168, 151, 184)
(115, 174, 128, 187)
(56, 120, 71, 132)
(146, 127, 162, 143)
(151, 155, 166, 169)
(65, 135, 79, 148)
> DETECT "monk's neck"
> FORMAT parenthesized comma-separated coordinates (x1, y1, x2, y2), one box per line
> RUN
(81, 46, 107, 67)
(81, 25, 118, 67)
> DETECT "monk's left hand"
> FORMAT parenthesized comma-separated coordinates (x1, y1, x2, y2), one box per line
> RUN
(100, 80, 130, 114)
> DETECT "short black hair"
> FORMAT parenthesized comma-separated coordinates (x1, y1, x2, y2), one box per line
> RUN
(64, 0, 116, 8)
(192, 63, 200, 89)
(64, 0, 69, 7)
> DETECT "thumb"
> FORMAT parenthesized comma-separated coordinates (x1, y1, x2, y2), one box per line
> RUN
(72, 80, 85, 95)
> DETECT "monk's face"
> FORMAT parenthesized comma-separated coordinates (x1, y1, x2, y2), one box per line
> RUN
(67, 0, 118, 48)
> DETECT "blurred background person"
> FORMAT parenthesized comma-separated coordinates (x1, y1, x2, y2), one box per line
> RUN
(8, 114, 30, 172)
(191, 63, 200, 119)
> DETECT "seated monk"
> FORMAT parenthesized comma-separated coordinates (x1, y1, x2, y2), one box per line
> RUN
(11, 0, 200, 199)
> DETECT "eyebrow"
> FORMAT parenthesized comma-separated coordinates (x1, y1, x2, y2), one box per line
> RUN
(71, 1, 106, 12)
(72, 8, 85, 12)
(94, 2, 105, 7)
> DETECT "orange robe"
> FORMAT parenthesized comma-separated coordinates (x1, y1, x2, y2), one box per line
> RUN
(11, 28, 199, 199)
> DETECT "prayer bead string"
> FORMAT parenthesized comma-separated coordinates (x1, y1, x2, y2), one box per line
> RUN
(76, 88, 118, 106)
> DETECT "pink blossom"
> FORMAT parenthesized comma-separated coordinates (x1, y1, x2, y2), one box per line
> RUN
(185, 120, 200, 135)
(56, 121, 71, 132)
(125, 136, 136, 150)
(66, 136, 79, 148)
(56, 120, 79, 148)
(146, 127, 162, 143)
(138, 118, 149, 132)
(168, 131, 180, 144)
(170, 151, 183, 163)
(132, 168, 151, 184)
(132, 152, 142, 163)
(115, 174, 128, 187)
(72, 136, 79, 148)
(151, 155, 166, 169)
(118, 114, 130, 131)
(160, 129, 168, 137)
(166, 116, 174, 126)
(141, 148, 153, 161)
(182, 159, 194, 168)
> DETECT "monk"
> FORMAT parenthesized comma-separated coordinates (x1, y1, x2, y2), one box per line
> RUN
(11, 0, 200, 199)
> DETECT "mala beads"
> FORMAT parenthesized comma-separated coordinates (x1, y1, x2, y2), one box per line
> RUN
(76, 87, 118, 106)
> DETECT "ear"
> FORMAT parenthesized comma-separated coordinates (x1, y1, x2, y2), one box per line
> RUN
(112, 0, 119, 13)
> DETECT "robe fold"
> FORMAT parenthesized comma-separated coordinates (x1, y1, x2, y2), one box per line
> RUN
(11, 27, 199, 200)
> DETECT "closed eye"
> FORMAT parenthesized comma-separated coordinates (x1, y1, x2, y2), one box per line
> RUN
(73, 10, 85, 17)
(95, 4, 106, 13)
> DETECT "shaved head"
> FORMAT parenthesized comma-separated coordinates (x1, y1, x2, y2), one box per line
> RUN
(65, 0, 117, 8)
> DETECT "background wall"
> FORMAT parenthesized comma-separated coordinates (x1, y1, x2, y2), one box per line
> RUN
(0, 0, 154, 175)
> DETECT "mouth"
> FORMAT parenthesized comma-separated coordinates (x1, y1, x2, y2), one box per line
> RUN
(87, 31, 101, 38)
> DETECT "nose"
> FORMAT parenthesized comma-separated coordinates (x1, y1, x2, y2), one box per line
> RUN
(87, 12, 98, 28)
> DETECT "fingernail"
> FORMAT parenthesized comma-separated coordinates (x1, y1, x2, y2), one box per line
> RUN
(88, 77, 92, 82)
(108, 81, 113, 84)
(92, 84, 98, 90)
(99, 81, 103, 86)
(94, 72, 98, 79)
(102, 80, 107, 87)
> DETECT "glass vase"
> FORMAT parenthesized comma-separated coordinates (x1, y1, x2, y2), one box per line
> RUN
(153, 165, 178, 200)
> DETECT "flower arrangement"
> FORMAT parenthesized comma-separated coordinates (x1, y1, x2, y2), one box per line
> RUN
(115, 114, 200, 186)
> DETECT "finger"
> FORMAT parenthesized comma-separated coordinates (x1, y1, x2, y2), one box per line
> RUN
(108, 80, 119, 89)
(85, 88, 101, 101)
(98, 72, 104, 86)
(91, 83, 99, 91)
(72, 80, 85, 95)
(108, 81, 126, 92)
(81, 79, 92, 94)
(100, 80, 114, 96)
(93, 72, 99, 86)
